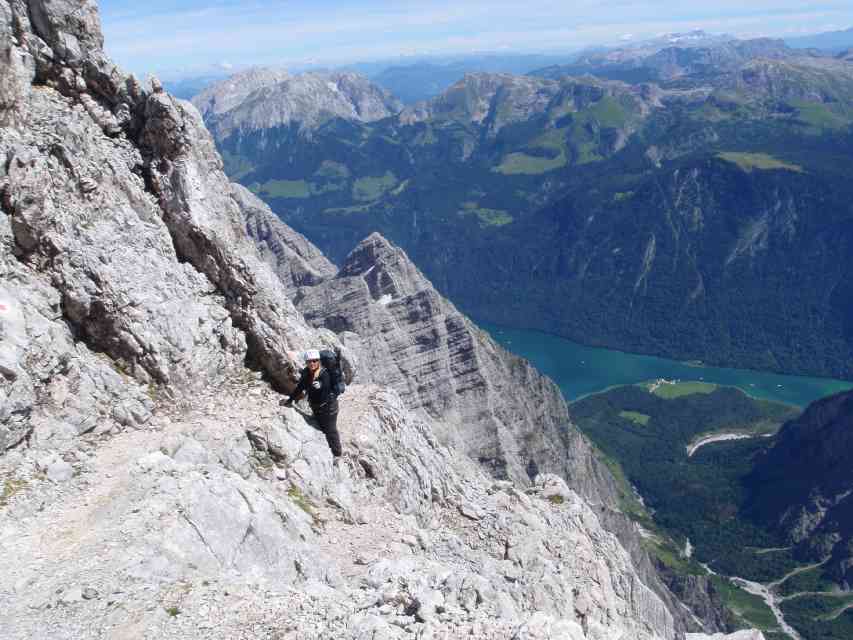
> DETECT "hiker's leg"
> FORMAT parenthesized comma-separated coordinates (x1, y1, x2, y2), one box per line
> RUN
(314, 410, 342, 457)
(323, 411, 342, 457)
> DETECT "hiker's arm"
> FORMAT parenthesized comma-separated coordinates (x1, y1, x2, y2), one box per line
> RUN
(285, 372, 308, 404)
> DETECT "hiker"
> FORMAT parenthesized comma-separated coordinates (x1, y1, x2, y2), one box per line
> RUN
(281, 350, 342, 460)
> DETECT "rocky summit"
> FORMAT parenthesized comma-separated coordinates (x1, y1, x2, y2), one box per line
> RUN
(1, 1, 762, 639)
(193, 69, 403, 141)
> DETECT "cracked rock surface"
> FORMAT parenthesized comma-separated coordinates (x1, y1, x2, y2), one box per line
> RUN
(1, 377, 678, 640)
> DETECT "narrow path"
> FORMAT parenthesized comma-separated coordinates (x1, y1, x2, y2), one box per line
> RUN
(752, 546, 793, 556)
(769, 558, 830, 590)
(823, 599, 853, 621)
(686, 433, 760, 457)
(780, 591, 851, 603)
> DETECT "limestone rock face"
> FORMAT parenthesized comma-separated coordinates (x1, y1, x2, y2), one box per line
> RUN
(233, 183, 337, 296)
(289, 232, 720, 632)
(295, 233, 618, 501)
(198, 70, 403, 140)
(191, 67, 290, 119)
(1, 0, 336, 395)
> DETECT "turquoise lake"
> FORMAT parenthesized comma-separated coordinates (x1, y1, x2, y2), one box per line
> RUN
(479, 322, 853, 408)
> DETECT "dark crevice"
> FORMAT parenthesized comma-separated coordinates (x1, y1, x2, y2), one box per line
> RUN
(132, 97, 299, 393)
(181, 512, 222, 565)
(4, 416, 34, 452)
(1, 180, 11, 216)
(359, 458, 377, 480)
(235, 487, 256, 515)
(56, 291, 168, 385)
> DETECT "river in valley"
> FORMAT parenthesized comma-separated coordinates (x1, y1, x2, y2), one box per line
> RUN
(479, 323, 853, 408)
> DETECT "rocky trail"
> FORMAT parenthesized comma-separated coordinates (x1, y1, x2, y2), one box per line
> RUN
(2, 372, 679, 639)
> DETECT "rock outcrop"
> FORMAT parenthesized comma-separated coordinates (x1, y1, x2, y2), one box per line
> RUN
(233, 183, 337, 296)
(0, 2, 760, 639)
(195, 70, 403, 140)
(293, 232, 618, 502)
(1, 372, 683, 640)
(746, 389, 853, 588)
(191, 67, 290, 120)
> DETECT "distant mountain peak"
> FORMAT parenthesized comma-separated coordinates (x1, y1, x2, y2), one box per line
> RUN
(663, 29, 714, 42)
(192, 67, 290, 119)
(193, 70, 403, 140)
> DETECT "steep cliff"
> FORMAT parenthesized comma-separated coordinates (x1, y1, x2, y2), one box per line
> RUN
(233, 183, 337, 296)
(0, 2, 759, 639)
(191, 67, 290, 120)
(747, 390, 853, 588)
(293, 232, 618, 503)
(242, 155, 729, 637)
(196, 70, 403, 142)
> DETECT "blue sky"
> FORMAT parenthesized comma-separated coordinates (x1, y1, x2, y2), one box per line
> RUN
(99, 1, 853, 78)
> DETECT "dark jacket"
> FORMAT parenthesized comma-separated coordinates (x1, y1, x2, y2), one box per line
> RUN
(292, 367, 337, 413)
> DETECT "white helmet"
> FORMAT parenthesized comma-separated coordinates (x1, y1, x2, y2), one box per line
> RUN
(304, 349, 321, 361)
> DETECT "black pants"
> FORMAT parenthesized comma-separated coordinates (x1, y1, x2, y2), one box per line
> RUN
(312, 400, 341, 457)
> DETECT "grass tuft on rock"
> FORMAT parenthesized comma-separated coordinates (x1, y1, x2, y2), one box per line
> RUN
(1, 479, 27, 507)
(288, 485, 320, 525)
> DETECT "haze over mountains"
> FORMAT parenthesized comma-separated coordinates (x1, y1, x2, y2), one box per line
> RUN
(197, 32, 853, 381)
(786, 26, 853, 52)
(165, 25, 853, 104)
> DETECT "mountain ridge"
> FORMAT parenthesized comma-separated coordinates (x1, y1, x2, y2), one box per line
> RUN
(747, 389, 853, 588)
(193, 69, 402, 142)
(201, 36, 853, 381)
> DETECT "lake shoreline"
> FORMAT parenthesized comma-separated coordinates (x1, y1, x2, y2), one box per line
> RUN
(479, 321, 853, 408)
(474, 318, 853, 385)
